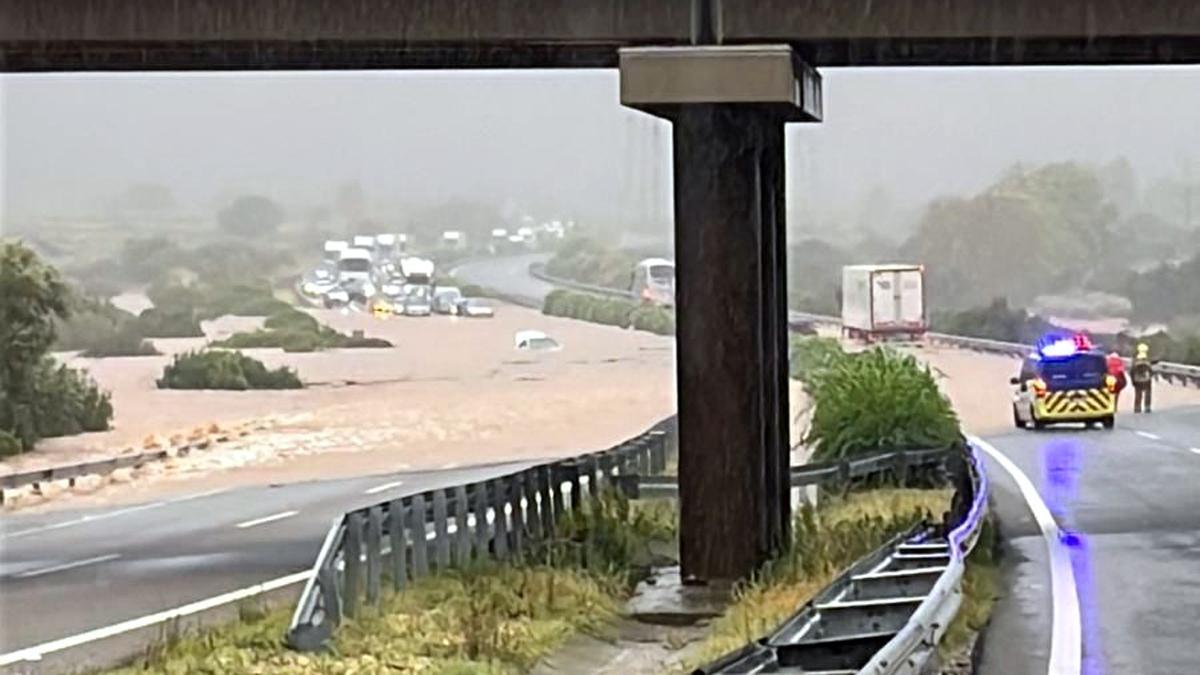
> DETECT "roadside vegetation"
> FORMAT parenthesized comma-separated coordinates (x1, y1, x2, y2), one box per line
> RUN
(1, 241, 115, 455)
(938, 516, 1001, 666)
(157, 350, 303, 390)
(681, 488, 952, 671)
(544, 236, 641, 290)
(212, 308, 393, 353)
(789, 337, 961, 461)
(103, 494, 676, 675)
(55, 294, 161, 357)
(542, 289, 674, 336)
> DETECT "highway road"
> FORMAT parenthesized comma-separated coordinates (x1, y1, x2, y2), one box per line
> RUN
(463, 252, 1200, 674)
(0, 460, 540, 674)
(976, 407, 1200, 675)
(452, 253, 555, 309)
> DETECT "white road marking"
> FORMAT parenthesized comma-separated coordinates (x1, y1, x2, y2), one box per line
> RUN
(166, 487, 229, 503)
(1134, 430, 1162, 441)
(971, 436, 1081, 675)
(0, 570, 311, 665)
(1191, 448, 1200, 455)
(364, 480, 405, 495)
(235, 510, 298, 529)
(441, 462, 460, 469)
(15, 554, 121, 579)
(1, 501, 168, 540)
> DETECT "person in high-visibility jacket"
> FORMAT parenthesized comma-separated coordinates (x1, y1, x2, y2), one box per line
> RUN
(1131, 343, 1154, 413)
(1106, 351, 1128, 407)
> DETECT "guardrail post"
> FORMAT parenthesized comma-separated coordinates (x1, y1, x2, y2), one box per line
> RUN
(472, 481, 490, 559)
(649, 431, 667, 474)
(453, 485, 472, 566)
(388, 498, 407, 591)
(892, 450, 909, 486)
(635, 438, 652, 476)
(537, 465, 556, 536)
(432, 489, 451, 569)
(583, 455, 601, 502)
(366, 506, 383, 606)
(344, 512, 364, 618)
(565, 461, 582, 514)
(490, 477, 510, 559)
(509, 473, 526, 557)
(410, 494, 429, 578)
(524, 468, 543, 542)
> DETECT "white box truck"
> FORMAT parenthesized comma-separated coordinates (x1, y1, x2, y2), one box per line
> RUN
(841, 264, 926, 341)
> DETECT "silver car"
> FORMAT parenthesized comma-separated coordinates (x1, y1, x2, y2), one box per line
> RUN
(455, 298, 494, 318)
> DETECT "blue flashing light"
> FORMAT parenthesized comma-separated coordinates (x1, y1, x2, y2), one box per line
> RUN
(1035, 332, 1093, 360)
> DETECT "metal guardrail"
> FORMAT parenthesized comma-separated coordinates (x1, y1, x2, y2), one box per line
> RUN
(0, 434, 234, 504)
(695, 441, 988, 675)
(285, 415, 678, 651)
(528, 262, 638, 301)
(632, 447, 952, 499)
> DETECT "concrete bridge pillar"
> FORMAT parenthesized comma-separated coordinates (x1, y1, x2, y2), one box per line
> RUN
(620, 45, 821, 581)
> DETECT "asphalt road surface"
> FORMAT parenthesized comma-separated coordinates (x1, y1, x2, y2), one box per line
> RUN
(0, 460, 540, 674)
(452, 253, 554, 308)
(977, 405, 1200, 675)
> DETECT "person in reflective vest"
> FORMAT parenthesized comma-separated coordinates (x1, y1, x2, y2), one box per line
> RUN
(1131, 343, 1154, 413)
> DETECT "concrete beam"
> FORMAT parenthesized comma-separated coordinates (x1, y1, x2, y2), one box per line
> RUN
(6, 0, 1200, 71)
(619, 45, 821, 122)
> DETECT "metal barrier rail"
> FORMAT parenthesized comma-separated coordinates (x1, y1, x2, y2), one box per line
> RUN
(285, 415, 678, 651)
(695, 441, 988, 674)
(0, 434, 232, 504)
(632, 447, 952, 499)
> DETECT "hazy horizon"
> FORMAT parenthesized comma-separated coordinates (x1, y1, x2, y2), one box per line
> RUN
(3, 65, 1199, 239)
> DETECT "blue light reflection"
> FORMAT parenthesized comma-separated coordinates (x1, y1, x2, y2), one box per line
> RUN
(1041, 437, 1104, 675)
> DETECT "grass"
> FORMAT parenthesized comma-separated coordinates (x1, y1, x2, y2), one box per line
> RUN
(679, 487, 952, 671)
(102, 492, 677, 675)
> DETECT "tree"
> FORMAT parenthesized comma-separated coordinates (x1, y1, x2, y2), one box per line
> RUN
(0, 241, 68, 392)
(217, 195, 285, 237)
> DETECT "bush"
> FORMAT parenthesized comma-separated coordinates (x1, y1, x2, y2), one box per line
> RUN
(137, 307, 205, 338)
(629, 305, 675, 336)
(544, 236, 640, 289)
(789, 336, 846, 384)
(0, 431, 22, 458)
(157, 351, 302, 390)
(147, 278, 291, 321)
(805, 348, 960, 461)
(2, 358, 114, 450)
(81, 323, 160, 358)
(932, 298, 1055, 344)
(263, 308, 320, 333)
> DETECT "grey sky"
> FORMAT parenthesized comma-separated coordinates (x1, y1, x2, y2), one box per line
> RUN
(3, 66, 1199, 236)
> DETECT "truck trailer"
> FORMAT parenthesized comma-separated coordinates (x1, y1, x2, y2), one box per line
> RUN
(841, 264, 926, 342)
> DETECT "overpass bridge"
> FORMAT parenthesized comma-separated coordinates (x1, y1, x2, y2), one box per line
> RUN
(6, 0, 1200, 583)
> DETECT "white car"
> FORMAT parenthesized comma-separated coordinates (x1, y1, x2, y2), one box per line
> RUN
(514, 330, 560, 351)
(455, 298, 494, 318)
(433, 287, 464, 314)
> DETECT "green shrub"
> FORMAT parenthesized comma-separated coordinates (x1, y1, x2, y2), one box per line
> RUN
(0, 431, 22, 458)
(789, 336, 846, 384)
(543, 289, 572, 316)
(157, 351, 302, 390)
(629, 305, 675, 335)
(338, 334, 394, 349)
(81, 323, 160, 358)
(3, 359, 114, 449)
(459, 284, 485, 297)
(263, 308, 320, 333)
(805, 348, 960, 461)
(279, 330, 322, 353)
(545, 236, 640, 289)
(136, 307, 205, 338)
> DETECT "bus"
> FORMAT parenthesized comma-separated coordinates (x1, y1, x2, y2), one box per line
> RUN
(631, 258, 675, 307)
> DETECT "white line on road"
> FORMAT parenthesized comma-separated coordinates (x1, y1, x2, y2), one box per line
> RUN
(971, 435, 1081, 675)
(2, 501, 168, 540)
(364, 480, 405, 495)
(15, 554, 121, 579)
(1134, 430, 1162, 441)
(1191, 448, 1200, 455)
(235, 510, 298, 529)
(0, 570, 311, 666)
(441, 462, 460, 469)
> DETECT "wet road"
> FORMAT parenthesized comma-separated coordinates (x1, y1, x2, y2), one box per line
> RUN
(0, 460, 539, 674)
(451, 253, 554, 308)
(977, 406, 1200, 675)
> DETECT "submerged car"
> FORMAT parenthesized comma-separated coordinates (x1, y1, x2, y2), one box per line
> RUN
(433, 287, 464, 314)
(402, 290, 432, 316)
(455, 298, 494, 318)
(514, 329, 560, 351)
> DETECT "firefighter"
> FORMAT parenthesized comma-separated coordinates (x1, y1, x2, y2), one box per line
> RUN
(1131, 343, 1154, 413)
(1106, 350, 1127, 407)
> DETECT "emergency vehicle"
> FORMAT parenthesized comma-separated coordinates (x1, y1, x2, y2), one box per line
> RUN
(1011, 333, 1117, 430)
